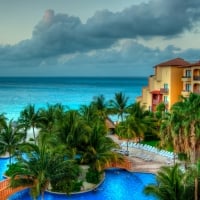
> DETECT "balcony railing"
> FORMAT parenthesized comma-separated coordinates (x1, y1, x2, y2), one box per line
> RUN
(182, 76, 191, 82)
(193, 90, 200, 94)
(163, 101, 168, 105)
(181, 90, 191, 97)
(152, 100, 160, 105)
(160, 88, 169, 94)
(193, 76, 200, 81)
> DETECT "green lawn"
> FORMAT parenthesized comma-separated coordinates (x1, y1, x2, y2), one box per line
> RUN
(140, 140, 159, 147)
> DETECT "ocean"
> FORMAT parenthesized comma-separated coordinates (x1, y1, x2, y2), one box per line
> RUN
(0, 76, 156, 200)
(0, 77, 147, 120)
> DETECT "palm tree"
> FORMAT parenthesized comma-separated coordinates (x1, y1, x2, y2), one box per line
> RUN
(167, 93, 200, 164)
(180, 93, 200, 164)
(109, 92, 129, 122)
(116, 104, 154, 152)
(160, 107, 188, 164)
(144, 164, 194, 200)
(91, 94, 108, 121)
(8, 135, 80, 199)
(128, 102, 157, 140)
(18, 104, 41, 143)
(127, 101, 148, 119)
(185, 159, 200, 200)
(0, 113, 7, 130)
(82, 122, 122, 173)
(0, 120, 25, 164)
(79, 104, 99, 125)
(56, 110, 90, 151)
(38, 104, 59, 135)
(159, 93, 200, 200)
(116, 117, 137, 152)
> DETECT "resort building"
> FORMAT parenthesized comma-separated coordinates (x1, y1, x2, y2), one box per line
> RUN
(137, 57, 200, 111)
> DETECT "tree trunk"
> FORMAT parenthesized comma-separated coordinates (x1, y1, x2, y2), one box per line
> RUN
(195, 177, 198, 200)
(32, 126, 36, 144)
(190, 122, 196, 164)
(126, 139, 129, 152)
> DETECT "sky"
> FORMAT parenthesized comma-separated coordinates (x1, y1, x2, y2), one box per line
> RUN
(0, 0, 200, 77)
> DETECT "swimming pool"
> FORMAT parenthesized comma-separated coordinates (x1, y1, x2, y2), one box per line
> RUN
(8, 168, 156, 200)
(0, 157, 9, 181)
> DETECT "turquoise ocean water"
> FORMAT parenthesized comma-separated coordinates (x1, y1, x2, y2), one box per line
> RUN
(0, 77, 157, 200)
(0, 77, 147, 120)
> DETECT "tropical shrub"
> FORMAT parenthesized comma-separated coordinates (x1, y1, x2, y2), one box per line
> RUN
(86, 167, 102, 184)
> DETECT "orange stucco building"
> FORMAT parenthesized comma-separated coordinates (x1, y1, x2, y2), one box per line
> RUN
(137, 58, 200, 112)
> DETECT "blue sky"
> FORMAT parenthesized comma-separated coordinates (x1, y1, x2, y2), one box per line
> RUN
(0, 0, 200, 77)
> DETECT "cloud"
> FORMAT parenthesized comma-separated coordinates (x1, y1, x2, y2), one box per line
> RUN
(0, 0, 200, 75)
(85, 0, 200, 37)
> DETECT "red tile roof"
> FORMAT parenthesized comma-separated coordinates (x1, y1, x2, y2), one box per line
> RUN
(156, 58, 190, 67)
(189, 61, 200, 67)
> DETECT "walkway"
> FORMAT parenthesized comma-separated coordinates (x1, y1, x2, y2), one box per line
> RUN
(0, 178, 29, 200)
(108, 134, 173, 173)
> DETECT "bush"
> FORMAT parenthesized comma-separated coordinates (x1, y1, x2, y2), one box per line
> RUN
(71, 180, 83, 192)
(5, 163, 21, 177)
(86, 167, 101, 184)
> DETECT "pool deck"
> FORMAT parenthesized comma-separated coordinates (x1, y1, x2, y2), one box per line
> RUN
(108, 135, 176, 174)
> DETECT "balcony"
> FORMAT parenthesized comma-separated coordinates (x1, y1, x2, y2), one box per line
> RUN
(193, 76, 200, 81)
(193, 90, 200, 94)
(152, 100, 160, 105)
(182, 76, 191, 82)
(181, 90, 191, 97)
(160, 88, 169, 94)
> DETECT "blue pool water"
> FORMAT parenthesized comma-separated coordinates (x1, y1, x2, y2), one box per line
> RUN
(8, 169, 156, 200)
(0, 157, 9, 181)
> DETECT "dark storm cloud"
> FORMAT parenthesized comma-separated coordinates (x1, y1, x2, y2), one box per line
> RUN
(85, 0, 200, 37)
(0, 0, 200, 72)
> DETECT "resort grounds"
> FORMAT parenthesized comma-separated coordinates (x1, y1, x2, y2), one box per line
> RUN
(108, 135, 176, 174)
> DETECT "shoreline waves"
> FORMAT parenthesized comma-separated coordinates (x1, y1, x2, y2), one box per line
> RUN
(0, 77, 148, 120)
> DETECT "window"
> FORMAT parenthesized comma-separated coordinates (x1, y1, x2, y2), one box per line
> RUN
(163, 83, 169, 93)
(163, 96, 168, 104)
(164, 83, 168, 89)
(185, 84, 191, 91)
(186, 70, 191, 77)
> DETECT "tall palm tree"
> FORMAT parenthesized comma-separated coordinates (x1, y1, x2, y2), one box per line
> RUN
(185, 159, 200, 200)
(159, 93, 200, 200)
(168, 93, 200, 164)
(116, 104, 154, 151)
(116, 117, 137, 152)
(127, 101, 148, 118)
(144, 164, 194, 200)
(79, 104, 99, 126)
(160, 107, 188, 164)
(18, 104, 41, 143)
(8, 135, 80, 199)
(180, 93, 200, 164)
(109, 92, 129, 122)
(128, 102, 157, 140)
(0, 120, 25, 164)
(56, 110, 90, 151)
(82, 122, 122, 172)
(91, 94, 108, 121)
(38, 104, 59, 135)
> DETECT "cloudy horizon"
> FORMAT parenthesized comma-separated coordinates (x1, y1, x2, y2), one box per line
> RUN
(0, 0, 200, 77)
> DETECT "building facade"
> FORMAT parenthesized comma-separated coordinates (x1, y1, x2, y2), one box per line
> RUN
(137, 58, 200, 111)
